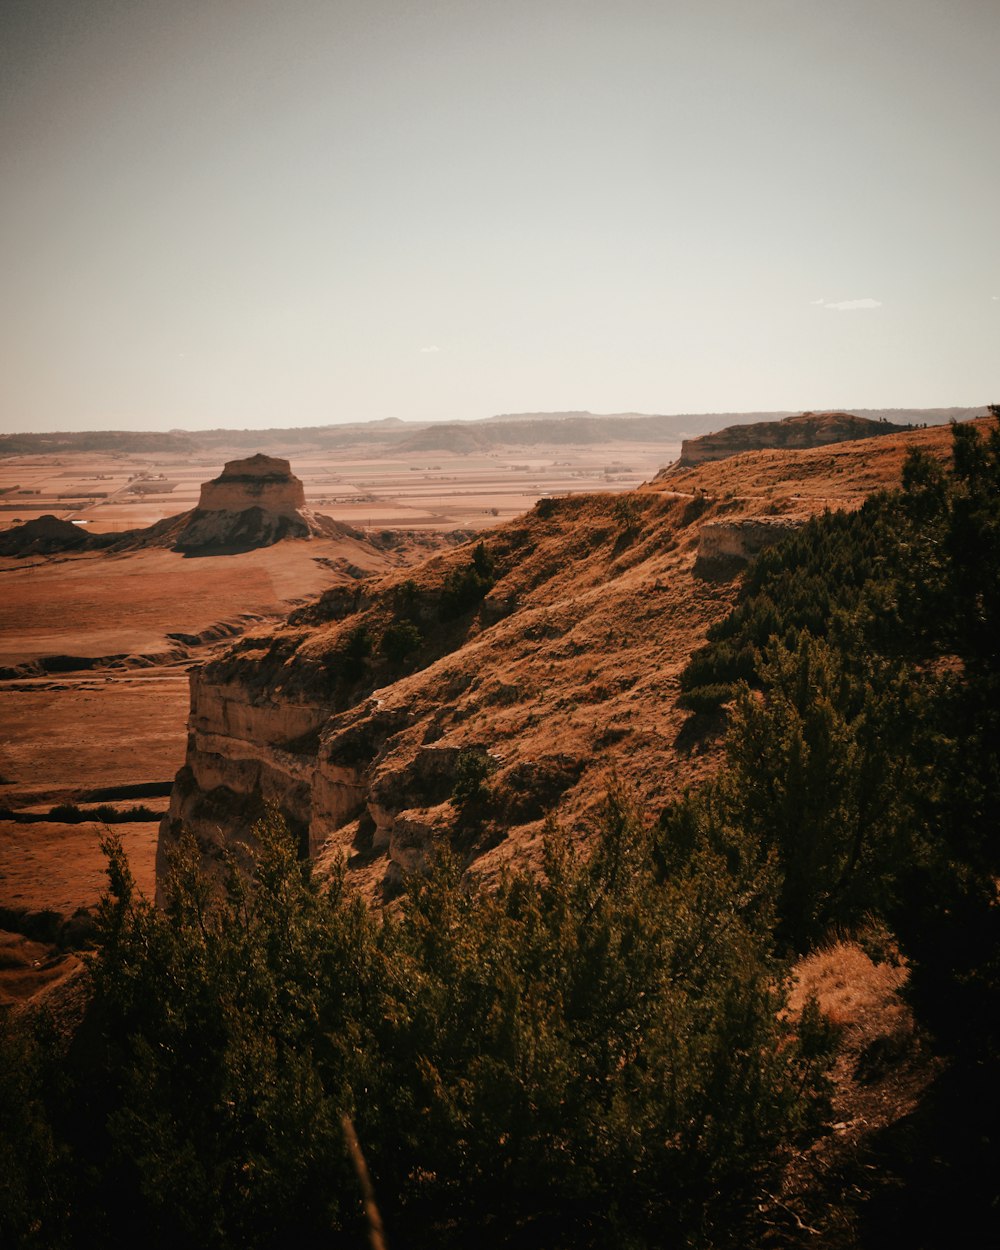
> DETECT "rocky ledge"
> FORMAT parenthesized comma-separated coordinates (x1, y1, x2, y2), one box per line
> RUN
(696, 515, 806, 564)
(678, 412, 911, 466)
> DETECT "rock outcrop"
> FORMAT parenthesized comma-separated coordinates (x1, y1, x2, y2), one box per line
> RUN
(195, 454, 306, 517)
(697, 516, 806, 564)
(679, 412, 911, 466)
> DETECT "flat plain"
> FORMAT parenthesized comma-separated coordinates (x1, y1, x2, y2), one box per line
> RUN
(0, 438, 676, 532)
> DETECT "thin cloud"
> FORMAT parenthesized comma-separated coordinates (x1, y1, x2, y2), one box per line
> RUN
(419, 345, 442, 353)
(816, 297, 883, 311)
(810, 297, 826, 305)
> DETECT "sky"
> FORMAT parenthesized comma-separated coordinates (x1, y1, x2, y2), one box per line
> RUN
(1, 0, 997, 433)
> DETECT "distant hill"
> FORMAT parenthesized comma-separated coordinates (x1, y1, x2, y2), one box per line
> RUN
(1, 407, 987, 459)
(394, 412, 794, 452)
(0, 430, 198, 456)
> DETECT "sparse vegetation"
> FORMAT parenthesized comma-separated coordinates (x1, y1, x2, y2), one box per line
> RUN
(612, 494, 640, 529)
(450, 746, 495, 808)
(45, 803, 160, 825)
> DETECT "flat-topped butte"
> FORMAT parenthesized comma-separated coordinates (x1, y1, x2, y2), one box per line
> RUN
(196, 454, 307, 519)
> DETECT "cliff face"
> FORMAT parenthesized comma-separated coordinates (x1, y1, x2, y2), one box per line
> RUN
(679, 412, 910, 466)
(696, 516, 806, 563)
(158, 420, 952, 898)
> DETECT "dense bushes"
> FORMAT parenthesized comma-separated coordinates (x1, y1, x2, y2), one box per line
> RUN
(1, 796, 832, 1249)
(669, 417, 1000, 1055)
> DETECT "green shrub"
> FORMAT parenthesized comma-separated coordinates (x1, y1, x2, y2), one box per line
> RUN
(439, 543, 496, 621)
(379, 621, 423, 667)
(677, 683, 734, 714)
(450, 747, 494, 808)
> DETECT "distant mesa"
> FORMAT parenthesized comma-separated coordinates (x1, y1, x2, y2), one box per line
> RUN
(677, 411, 913, 467)
(0, 453, 358, 558)
(174, 453, 349, 553)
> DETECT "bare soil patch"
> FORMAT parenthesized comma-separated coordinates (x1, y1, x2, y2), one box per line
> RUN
(0, 542, 393, 667)
(0, 674, 190, 808)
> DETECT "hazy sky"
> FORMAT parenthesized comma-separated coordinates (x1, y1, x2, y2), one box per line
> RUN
(2, 0, 997, 432)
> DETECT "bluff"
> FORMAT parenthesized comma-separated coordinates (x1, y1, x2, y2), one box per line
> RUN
(678, 411, 911, 466)
(156, 420, 966, 899)
(157, 491, 738, 896)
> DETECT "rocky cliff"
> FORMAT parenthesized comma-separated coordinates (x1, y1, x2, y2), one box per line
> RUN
(195, 454, 306, 517)
(158, 420, 961, 897)
(158, 491, 748, 896)
(678, 412, 911, 466)
(696, 516, 806, 563)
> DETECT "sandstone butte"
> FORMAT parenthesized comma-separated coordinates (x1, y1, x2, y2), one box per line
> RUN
(196, 453, 307, 516)
(156, 418, 967, 901)
(0, 452, 361, 557)
(173, 452, 359, 552)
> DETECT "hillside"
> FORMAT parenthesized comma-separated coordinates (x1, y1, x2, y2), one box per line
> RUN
(648, 419, 968, 508)
(158, 419, 968, 898)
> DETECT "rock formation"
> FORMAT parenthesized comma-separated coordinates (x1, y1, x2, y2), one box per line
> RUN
(156, 421, 956, 899)
(0, 455, 354, 557)
(678, 412, 911, 466)
(195, 454, 306, 517)
(696, 516, 806, 564)
(174, 453, 338, 552)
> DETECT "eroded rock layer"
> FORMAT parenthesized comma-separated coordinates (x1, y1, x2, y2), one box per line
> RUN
(196, 453, 307, 518)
